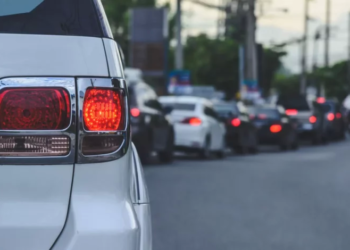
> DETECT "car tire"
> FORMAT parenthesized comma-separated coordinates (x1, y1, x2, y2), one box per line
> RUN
(291, 135, 299, 150)
(216, 137, 226, 159)
(234, 131, 249, 155)
(138, 145, 152, 165)
(248, 132, 259, 154)
(199, 136, 211, 159)
(158, 131, 174, 163)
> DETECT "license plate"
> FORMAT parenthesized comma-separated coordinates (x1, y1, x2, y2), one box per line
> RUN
(302, 123, 313, 130)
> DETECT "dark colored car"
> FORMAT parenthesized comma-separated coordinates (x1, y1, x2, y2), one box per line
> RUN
(275, 94, 328, 144)
(214, 101, 258, 154)
(128, 80, 174, 164)
(248, 106, 299, 150)
(316, 98, 346, 140)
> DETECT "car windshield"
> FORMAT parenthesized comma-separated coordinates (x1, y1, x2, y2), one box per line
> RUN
(0, 0, 103, 37)
(277, 95, 310, 111)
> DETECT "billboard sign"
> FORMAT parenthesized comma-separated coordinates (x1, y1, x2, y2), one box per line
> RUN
(168, 70, 191, 95)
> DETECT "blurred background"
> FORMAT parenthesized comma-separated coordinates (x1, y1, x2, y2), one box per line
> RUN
(103, 0, 350, 103)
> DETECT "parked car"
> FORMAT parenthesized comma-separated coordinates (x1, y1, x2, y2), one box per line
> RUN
(125, 68, 174, 164)
(316, 98, 346, 140)
(0, 2, 151, 250)
(159, 96, 226, 158)
(213, 101, 258, 154)
(248, 105, 299, 150)
(274, 94, 328, 144)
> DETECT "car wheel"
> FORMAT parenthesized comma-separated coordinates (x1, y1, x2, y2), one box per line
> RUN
(248, 132, 259, 154)
(158, 131, 174, 163)
(312, 132, 322, 145)
(216, 137, 226, 159)
(138, 144, 152, 165)
(199, 136, 211, 159)
(235, 132, 249, 155)
(291, 134, 299, 150)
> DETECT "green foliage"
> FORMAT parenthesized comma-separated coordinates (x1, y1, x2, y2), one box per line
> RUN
(183, 34, 240, 99)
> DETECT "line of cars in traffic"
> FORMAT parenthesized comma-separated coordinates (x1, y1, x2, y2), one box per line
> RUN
(126, 68, 347, 164)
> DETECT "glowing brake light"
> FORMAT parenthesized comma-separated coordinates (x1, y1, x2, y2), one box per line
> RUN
(327, 113, 335, 121)
(130, 108, 140, 117)
(83, 88, 123, 131)
(182, 117, 202, 126)
(258, 114, 267, 119)
(286, 109, 298, 116)
(0, 88, 70, 130)
(231, 118, 241, 127)
(336, 113, 342, 119)
(309, 116, 317, 124)
(270, 124, 282, 133)
(317, 97, 326, 103)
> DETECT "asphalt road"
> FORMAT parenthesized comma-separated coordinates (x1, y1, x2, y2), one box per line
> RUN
(145, 140, 350, 250)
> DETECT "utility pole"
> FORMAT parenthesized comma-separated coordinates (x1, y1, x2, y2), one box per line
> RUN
(175, 0, 183, 70)
(244, 0, 258, 96)
(325, 0, 331, 68)
(300, 0, 309, 94)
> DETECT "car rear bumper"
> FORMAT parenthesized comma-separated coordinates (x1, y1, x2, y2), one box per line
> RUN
(52, 149, 148, 250)
(174, 124, 207, 149)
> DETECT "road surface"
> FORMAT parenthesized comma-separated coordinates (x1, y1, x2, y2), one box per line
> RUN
(145, 141, 350, 250)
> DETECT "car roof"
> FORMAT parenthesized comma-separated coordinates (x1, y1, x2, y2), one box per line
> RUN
(159, 96, 212, 106)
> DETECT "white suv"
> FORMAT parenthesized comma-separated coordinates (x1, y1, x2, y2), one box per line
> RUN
(159, 96, 226, 158)
(0, 1, 151, 250)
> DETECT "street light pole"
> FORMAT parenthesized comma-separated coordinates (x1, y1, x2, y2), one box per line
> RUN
(300, 0, 309, 94)
(175, 0, 183, 70)
(348, 12, 350, 92)
(325, 0, 331, 68)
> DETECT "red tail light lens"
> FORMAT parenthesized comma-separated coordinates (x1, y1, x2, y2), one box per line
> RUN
(258, 114, 267, 119)
(83, 88, 123, 131)
(317, 97, 326, 103)
(336, 113, 342, 119)
(231, 118, 241, 127)
(130, 108, 140, 117)
(182, 117, 202, 126)
(270, 124, 282, 133)
(309, 116, 317, 124)
(0, 88, 70, 130)
(286, 109, 298, 116)
(327, 113, 335, 121)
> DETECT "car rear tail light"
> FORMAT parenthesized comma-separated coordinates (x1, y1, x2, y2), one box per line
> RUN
(309, 116, 317, 124)
(336, 113, 342, 119)
(83, 88, 123, 131)
(0, 88, 70, 130)
(231, 118, 241, 127)
(286, 109, 298, 116)
(270, 124, 282, 133)
(317, 97, 326, 104)
(327, 113, 335, 121)
(258, 114, 267, 119)
(182, 117, 202, 126)
(130, 108, 140, 117)
(0, 136, 70, 156)
(81, 87, 125, 156)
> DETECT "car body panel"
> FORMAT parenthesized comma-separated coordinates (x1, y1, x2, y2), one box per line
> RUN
(0, 164, 73, 250)
(0, 34, 109, 78)
(52, 149, 140, 250)
(103, 38, 124, 78)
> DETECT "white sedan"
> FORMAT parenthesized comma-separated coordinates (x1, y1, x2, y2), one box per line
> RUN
(159, 96, 226, 158)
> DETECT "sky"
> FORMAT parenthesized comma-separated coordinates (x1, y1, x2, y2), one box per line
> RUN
(157, 0, 350, 73)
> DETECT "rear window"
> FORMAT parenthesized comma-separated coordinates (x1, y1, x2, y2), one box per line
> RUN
(214, 104, 239, 117)
(0, 0, 106, 37)
(277, 95, 310, 111)
(160, 102, 196, 111)
(253, 108, 280, 120)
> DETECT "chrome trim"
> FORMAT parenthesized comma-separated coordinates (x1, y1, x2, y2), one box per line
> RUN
(76, 78, 130, 163)
(0, 77, 76, 165)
